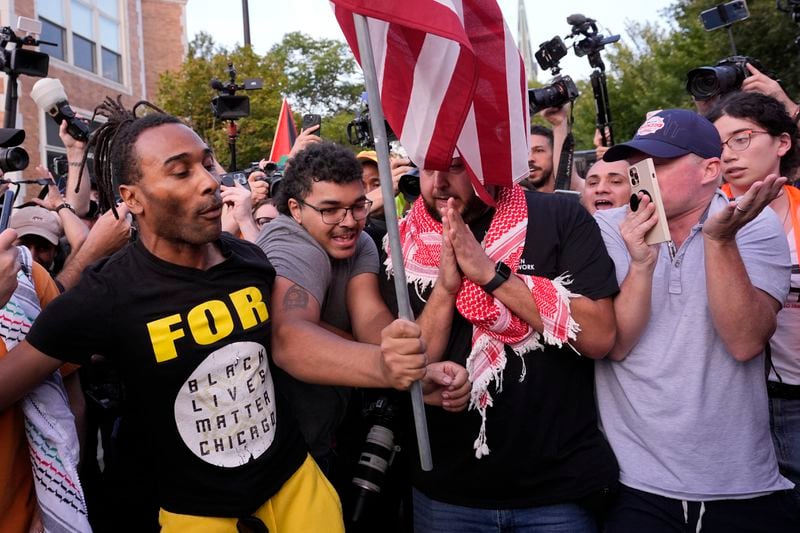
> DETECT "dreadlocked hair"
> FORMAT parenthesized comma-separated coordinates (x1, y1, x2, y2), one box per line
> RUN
(79, 96, 182, 217)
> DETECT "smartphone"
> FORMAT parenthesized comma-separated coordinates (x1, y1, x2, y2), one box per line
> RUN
(219, 171, 250, 190)
(302, 113, 322, 136)
(628, 158, 671, 245)
(700, 0, 749, 31)
(0, 189, 15, 232)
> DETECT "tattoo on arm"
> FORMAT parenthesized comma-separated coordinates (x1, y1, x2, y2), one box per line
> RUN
(283, 284, 310, 311)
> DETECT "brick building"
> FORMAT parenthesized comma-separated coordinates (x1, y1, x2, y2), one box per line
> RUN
(0, 0, 187, 198)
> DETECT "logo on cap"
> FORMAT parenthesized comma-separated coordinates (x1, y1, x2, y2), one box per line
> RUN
(637, 116, 665, 136)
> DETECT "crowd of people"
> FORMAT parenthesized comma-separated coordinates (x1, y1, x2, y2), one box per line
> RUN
(0, 58, 798, 533)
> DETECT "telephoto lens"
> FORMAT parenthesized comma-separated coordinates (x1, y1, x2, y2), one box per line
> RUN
(351, 424, 398, 522)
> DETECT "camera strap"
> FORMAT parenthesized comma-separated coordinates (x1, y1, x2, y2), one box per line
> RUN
(554, 132, 575, 191)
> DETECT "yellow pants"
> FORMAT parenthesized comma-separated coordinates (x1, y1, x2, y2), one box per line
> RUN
(159, 454, 344, 532)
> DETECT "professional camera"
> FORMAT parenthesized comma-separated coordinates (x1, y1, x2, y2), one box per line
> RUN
(398, 166, 420, 199)
(31, 78, 91, 142)
(0, 128, 28, 173)
(534, 36, 568, 72)
(351, 395, 400, 523)
(347, 93, 396, 149)
(530, 31, 580, 115)
(210, 62, 263, 121)
(0, 17, 50, 79)
(529, 77, 579, 115)
(567, 14, 620, 62)
(686, 55, 757, 100)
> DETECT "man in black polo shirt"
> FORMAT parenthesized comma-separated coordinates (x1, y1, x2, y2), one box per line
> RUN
(382, 155, 619, 531)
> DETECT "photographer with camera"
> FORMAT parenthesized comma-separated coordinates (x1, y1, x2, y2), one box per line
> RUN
(357, 150, 413, 248)
(524, 104, 585, 194)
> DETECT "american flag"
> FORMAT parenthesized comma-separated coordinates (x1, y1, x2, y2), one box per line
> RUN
(332, 0, 530, 190)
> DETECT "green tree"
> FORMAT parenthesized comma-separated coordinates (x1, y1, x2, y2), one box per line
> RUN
(269, 32, 363, 115)
(567, 0, 800, 149)
(157, 32, 365, 167)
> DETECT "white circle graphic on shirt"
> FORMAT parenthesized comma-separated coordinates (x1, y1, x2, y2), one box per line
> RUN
(174, 341, 277, 467)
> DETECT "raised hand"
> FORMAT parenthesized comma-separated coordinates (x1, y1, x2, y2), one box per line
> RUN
(703, 174, 787, 242)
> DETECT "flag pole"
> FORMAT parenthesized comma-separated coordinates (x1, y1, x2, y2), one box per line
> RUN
(353, 13, 433, 472)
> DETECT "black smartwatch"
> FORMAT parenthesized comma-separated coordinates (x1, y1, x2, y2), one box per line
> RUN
(480, 261, 512, 293)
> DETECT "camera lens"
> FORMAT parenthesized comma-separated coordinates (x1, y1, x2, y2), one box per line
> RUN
(398, 168, 420, 199)
(352, 424, 396, 494)
(0, 146, 29, 173)
(687, 64, 746, 100)
(629, 168, 639, 186)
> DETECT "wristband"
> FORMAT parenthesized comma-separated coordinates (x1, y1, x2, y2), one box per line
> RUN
(55, 202, 76, 214)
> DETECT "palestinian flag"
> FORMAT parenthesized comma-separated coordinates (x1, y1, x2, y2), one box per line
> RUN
(269, 98, 298, 162)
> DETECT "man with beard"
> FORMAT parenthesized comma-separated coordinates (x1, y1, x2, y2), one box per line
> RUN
(0, 101, 410, 531)
(381, 155, 620, 531)
(524, 125, 555, 191)
(257, 142, 469, 483)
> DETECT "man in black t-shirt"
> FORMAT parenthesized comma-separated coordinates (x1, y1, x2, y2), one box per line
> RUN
(0, 102, 405, 531)
(382, 156, 620, 532)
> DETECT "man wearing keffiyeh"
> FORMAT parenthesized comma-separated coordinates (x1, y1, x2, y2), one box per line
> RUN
(381, 155, 621, 532)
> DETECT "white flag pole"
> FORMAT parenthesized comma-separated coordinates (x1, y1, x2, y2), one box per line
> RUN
(353, 13, 433, 471)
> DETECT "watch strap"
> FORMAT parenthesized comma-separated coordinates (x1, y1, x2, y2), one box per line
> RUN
(481, 262, 511, 293)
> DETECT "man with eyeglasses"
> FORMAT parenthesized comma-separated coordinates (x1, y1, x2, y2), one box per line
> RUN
(593, 109, 798, 531)
(255, 142, 469, 498)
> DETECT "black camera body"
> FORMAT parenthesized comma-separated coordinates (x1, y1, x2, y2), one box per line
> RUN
(566, 14, 620, 70)
(529, 76, 579, 115)
(686, 55, 755, 101)
(398, 166, 420, 199)
(535, 36, 568, 72)
(0, 128, 28, 173)
(210, 63, 263, 121)
(347, 113, 396, 149)
(0, 25, 50, 79)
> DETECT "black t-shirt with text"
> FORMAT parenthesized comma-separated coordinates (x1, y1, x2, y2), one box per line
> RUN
(27, 234, 307, 517)
(383, 190, 620, 508)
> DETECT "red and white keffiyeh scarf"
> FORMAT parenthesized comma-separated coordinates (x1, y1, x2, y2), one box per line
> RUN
(385, 185, 579, 458)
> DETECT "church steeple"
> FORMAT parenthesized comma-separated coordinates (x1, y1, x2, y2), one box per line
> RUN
(517, 0, 537, 82)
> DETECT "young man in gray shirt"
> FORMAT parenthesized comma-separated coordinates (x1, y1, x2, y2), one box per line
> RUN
(256, 142, 469, 473)
(594, 109, 798, 531)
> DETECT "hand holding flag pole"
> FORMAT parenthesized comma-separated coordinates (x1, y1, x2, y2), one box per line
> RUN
(353, 13, 433, 472)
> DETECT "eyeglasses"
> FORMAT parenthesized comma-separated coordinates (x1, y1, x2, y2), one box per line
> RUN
(299, 199, 373, 225)
(721, 130, 770, 152)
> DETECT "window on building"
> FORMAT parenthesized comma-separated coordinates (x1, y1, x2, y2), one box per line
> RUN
(39, 18, 66, 61)
(37, 0, 123, 84)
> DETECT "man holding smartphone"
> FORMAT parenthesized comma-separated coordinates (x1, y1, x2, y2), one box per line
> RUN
(593, 109, 798, 531)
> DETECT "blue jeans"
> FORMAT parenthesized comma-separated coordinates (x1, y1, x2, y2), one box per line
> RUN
(412, 488, 598, 533)
(769, 395, 800, 506)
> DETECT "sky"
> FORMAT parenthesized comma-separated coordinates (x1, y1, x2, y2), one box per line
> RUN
(186, 0, 677, 82)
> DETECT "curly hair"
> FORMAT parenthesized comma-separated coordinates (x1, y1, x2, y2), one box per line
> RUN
(706, 91, 800, 177)
(275, 141, 363, 216)
(80, 96, 182, 217)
